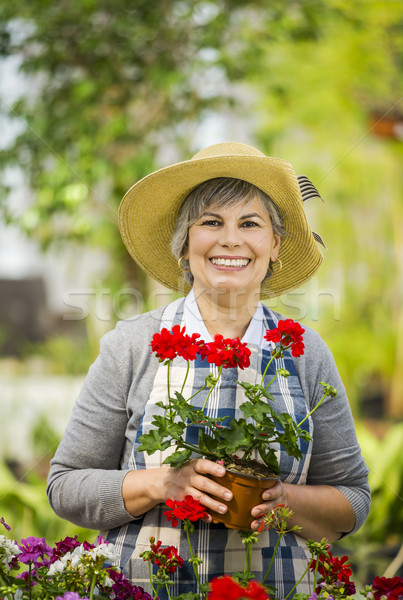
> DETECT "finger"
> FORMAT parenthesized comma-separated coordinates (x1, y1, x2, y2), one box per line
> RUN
(250, 518, 266, 532)
(187, 487, 230, 515)
(192, 458, 226, 478)
(252, 503, 269, 518)
(262, 480, 283, 502)
(191, 474, 233, 504)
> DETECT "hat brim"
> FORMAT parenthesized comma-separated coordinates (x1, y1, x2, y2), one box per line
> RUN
(119, 154, 323, 299)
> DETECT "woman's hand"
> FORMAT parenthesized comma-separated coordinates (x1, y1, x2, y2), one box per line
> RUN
(249, 482, 356, 541)
(250, 480, 288, 531)
(161, 459, 233, 522)
(122, 459, 233, 522)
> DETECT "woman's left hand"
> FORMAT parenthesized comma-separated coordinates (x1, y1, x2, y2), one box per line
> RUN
(250, 480, 288, 531)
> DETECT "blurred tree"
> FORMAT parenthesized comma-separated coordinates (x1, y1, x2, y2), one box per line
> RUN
(0, 0, 254, 295)
(225, 0, 403, 416)
(1, 0, 402, 415)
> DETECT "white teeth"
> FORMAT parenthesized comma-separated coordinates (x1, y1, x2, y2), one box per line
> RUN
(210, 258, 250, 267)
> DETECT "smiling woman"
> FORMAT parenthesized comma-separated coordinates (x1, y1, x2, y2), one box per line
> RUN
(47, 142, 370, 600)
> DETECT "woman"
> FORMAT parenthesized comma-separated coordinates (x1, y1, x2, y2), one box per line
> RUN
(47, 142, 370, 598)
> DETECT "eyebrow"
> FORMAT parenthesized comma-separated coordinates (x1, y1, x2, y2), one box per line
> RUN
(199, 211, 265, 220)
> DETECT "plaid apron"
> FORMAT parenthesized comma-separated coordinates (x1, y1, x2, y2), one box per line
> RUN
(106, 299, 314, 599)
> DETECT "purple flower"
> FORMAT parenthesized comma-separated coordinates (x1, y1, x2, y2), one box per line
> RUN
(51, 536, 81, 561)
(18, 536, 52, 568)
(105, 568, 153, 600)
(55, 594, 89, 600)
(0, 516, 11, 531)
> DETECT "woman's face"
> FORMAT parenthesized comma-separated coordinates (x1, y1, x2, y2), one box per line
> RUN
(185, 196, 281, 299)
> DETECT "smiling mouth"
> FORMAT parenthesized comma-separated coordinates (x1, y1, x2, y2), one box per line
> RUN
(210, 258, 251, 268)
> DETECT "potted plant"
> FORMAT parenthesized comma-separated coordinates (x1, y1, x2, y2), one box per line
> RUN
(137, 319, 336, 529)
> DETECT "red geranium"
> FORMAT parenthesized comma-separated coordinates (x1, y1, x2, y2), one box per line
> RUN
(201, 335, 251, 369)
(151, 325, 203, 361)
(164, 495, 208, 528)
(264, 319, 305, 358)
(208, 575, 270, 600)
(149, 539, 184, 574)
(372, 576, 403, 600)
(310, 551, 354, 591)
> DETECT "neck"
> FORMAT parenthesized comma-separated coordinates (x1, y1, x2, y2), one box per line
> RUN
(192, 287, 260, 339)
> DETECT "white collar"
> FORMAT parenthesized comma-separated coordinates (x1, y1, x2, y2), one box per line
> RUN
(183, 289, 266, 345)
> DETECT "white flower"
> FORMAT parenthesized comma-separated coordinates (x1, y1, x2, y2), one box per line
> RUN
(0, 534, 21, 566)
(103, 574, 114, 587)
(85, 542, 120, 563)
(47, 559, 66, 576)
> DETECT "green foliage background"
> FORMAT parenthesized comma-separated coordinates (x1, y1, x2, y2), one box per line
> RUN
(1, 0, 402, 578)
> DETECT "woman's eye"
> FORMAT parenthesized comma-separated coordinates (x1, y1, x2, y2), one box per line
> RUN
(241, 221, 259, 227)
(201, 219, 221, 226)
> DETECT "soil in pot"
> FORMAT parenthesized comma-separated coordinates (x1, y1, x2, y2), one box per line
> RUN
(208, 457, 279, 530)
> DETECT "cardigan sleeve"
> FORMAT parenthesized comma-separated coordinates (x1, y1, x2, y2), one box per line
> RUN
(293, 324, 371, 534)
(46, 309, 164, 531)
(47, 325, 134, 530)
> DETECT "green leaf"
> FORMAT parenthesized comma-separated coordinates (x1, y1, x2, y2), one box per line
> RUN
(163, 449, 193, 468)
(198, 430, 218, 455)
(137, 430, 171, 455)
(216, 419, 252, 454)
(240, 399, 271, 422)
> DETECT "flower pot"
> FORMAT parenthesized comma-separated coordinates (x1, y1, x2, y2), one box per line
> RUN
(208, 469, 279, 530)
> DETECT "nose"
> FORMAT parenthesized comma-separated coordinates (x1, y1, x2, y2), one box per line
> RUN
(218, 224, 241, 248)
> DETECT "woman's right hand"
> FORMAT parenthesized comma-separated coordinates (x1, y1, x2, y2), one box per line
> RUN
(122, 459, 232, 521)
(161, 459, 233, 521)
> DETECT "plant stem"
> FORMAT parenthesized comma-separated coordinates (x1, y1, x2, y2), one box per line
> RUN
(262, 371, 279, 393)
(185, 525, 204, 600)
(180, 360, 190, 396)
(147, 561, 158, 599)
(297, 392, 327, 427)
(261, 533, 283, 584)
(89, 572, 97, 600)
(166, 583, 173, 600)
(202, 365, 222, 411)
(167, 361, 172, 419)
(28, 563, 32, 600)
(260, 354, 275, 386)
(283, 564, 310, 600)
(187, 383, 207, 402)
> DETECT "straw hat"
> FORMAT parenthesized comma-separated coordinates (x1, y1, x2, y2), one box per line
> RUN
(119, 142, 324, 299)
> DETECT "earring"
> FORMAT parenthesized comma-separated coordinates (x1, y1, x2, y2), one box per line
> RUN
(268, 257, 282, 275)
(178, 256, 191, 273)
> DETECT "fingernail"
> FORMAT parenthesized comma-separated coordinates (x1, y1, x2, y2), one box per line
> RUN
(224, 491, 232, 500)
(218, 505, 227, 514)
(216, 467, 225, 475)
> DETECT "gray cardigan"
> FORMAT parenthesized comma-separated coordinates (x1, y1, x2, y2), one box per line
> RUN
(47, 306, 370, 533)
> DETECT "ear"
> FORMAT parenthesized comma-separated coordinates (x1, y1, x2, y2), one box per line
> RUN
(271, 235, 281, 261)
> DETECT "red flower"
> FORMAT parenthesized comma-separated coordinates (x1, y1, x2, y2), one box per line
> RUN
(208, 576, 270, 600)
(151, 325, 203, 361)
(310, 551, 354, 590)
(264, 319, 305, 357)
(372, 576, 403, 600)
(200, 335, 251, 369)
(164, 496, 208, 527)
(149, 539, 184, 574)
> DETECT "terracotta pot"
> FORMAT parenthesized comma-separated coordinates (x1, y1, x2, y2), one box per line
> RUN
(209, 469, 279, 530)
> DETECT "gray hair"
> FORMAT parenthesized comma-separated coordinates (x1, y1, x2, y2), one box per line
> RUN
(171, 177, 288, 285)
